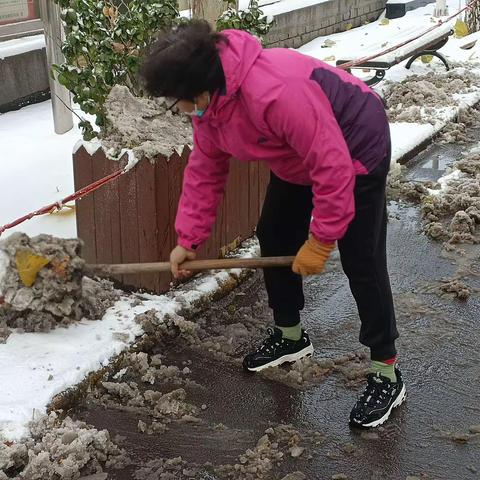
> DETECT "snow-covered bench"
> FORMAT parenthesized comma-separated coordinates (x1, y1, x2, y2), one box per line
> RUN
(336, 22, 453, 86)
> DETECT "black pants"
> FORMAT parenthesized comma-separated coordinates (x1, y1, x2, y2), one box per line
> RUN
(256, 156, 398, 361)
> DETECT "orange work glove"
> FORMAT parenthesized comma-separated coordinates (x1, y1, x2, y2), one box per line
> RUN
(292, 235, 335, 276)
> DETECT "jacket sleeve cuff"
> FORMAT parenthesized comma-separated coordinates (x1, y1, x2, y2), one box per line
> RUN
(309, 230, 338, 246)
(177, 237, 199, 251)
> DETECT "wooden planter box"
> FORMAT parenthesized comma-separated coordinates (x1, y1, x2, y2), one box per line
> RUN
(73, 145, 270, 294)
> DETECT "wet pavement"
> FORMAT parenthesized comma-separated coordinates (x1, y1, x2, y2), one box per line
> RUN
(76, 133, 480, 480)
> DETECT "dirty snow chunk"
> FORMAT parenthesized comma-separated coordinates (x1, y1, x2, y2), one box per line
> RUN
(384, 70, 478, 124)
(0, 412, 128, 479)
(439, 109, 480, 144)
(450, 211, 475, 235)
(439, 279, 472, 300)
(289, 446, 305, 457)
(81, 277, 121, 319)
(0, 234, 119, 332)
(215, 424, 307, 480)
(146, 388, 196, 418)
(0, 233, 85, 332)
(422, 150, 480, 245)
(100, 382, 145, 407)
(102, 85, 192, 160)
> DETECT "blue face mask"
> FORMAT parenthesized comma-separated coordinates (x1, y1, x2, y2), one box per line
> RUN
(185, 105, 205, 118)
(186, 94, 210, 118)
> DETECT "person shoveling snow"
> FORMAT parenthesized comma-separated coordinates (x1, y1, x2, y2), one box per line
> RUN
(140, 20, 406, 429)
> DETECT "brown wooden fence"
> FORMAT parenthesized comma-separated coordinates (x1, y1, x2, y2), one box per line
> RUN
(73, 145, 270, 293)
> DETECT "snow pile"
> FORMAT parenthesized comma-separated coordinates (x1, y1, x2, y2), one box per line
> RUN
(214, 424, 314, 480)
(387, 168, 432, 204)
(384, 70, 478, 125)
(438, 108, 480, 144)
(0, 412, 128, 480)
(101, 85, 193, 160)
(89, 348, 199, 430)
(422, 151, 480, 245)
(0, 233, 120, 338)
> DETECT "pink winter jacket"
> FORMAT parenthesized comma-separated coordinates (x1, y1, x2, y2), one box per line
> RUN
(176, 30, 390, 250)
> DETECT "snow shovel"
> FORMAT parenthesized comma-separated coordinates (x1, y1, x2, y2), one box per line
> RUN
(85, 256, 295, 276)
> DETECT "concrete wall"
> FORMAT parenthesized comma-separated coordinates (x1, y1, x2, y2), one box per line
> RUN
(0, 47, 49, 113)
(265, 0, 387, 48)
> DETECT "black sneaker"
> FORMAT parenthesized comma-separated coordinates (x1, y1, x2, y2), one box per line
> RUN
(243, 327, 314, 372)
(349, 367, 406, 428)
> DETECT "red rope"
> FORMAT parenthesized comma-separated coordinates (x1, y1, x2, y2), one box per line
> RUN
(338, 0, 478, 70)
(0, 167, 124, 237)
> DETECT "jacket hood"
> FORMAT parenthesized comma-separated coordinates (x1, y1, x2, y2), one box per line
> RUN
(196, 29, 262, 125)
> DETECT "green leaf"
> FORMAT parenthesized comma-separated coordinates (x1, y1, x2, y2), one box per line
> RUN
(57, 72, 70, 87)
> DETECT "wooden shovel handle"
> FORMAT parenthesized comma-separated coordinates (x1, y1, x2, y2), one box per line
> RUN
(86, 256, 295, 276)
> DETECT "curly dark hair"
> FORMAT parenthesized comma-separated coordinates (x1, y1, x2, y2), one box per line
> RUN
(140, 20, 227, 101)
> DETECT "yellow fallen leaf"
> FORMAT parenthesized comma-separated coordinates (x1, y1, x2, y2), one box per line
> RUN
(454, 19, 469, 38)
(345, 23, 353, 31)
(379, 18, 390, 26)
(421, 54, 433, 63)
(15, 250, 50, 287)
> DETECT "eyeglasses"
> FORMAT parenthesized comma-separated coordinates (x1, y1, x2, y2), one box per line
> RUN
(167, 98, 180, 111)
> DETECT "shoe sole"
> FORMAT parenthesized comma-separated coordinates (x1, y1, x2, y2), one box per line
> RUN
(353, 384, 407, 429)
(245, 344, 314, 372)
